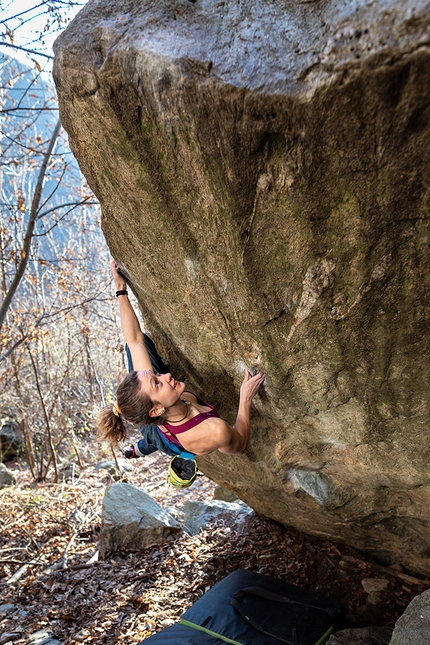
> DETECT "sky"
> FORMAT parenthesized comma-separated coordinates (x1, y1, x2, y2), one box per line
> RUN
(0, 0, 85, 70)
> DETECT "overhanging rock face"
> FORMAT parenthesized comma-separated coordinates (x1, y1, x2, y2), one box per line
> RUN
(53, 0, 430, 575)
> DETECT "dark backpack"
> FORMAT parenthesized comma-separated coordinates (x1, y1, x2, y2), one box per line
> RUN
(141, 570, 345, 644)
(180, 570, 345, 645)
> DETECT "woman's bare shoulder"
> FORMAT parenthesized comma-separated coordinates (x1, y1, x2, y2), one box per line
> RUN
(180, 417, 232, 455)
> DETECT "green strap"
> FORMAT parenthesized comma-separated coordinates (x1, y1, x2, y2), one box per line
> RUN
(180, 619, 243, 645)
(315, 626, 335, 645)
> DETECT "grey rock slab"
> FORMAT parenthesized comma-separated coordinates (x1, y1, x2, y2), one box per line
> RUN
(93, 459, 133, 473)
(389, 588, 430, 645)
(183, 499, 253, 535)
(362, 578, 390, 594)
(28, 630, 60, 645)
(0, 636, 21, 645)
(361, 578, 390, 605)
(99, 482, 181, 557)
(213, 485, 239, 502)
(0, 464, 16, 488)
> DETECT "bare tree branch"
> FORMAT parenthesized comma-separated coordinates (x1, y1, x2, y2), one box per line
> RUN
(0, 112, 43, 156)
(36, 162, 69, 212)
(0, 2, 47, 25)
(0, 313, 46, 364)
(37, 198, 97, 220)
(0, 285, 111, 364)
(35, 199, 98, 235)
(0, 107, 58, 114)
(0, 41, 54, 60)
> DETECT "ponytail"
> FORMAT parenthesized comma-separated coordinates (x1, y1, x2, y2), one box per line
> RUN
(96, 371, 162, 446)
(97, 405, 128, 445)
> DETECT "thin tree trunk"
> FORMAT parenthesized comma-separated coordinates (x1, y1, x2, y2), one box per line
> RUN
(0, 119, 61, 329)
(21, 418, 37, 480)
(111, 445, 120, 472)
(71, 430, 84, 469)
(27, 345, 58, 482)
(10, 353, 37, 480)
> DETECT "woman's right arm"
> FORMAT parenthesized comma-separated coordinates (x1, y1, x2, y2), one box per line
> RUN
(110, 260, 154, 372)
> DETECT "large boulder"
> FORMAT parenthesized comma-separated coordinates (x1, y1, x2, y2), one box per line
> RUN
(53, 0, 430, 574)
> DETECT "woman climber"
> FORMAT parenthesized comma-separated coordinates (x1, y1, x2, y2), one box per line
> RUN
(97, 260, 265, 458)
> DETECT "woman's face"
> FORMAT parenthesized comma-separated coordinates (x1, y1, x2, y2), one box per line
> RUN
(137, 370, 186, 411)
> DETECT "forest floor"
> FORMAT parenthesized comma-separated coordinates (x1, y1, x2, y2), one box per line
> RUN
(1, 451, 429, 645)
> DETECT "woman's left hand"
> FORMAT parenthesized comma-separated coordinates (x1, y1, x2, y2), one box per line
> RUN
(239, 370, 265, 404)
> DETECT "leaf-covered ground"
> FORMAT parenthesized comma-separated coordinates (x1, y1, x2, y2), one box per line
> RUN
(1, 452, 428, 645)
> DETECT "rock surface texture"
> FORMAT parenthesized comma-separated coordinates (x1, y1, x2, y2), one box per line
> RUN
(182, 498, 253, 534)
(389, 589, 430, 645)
(53, 0, 430, 574)
(0, 463, 16, 488)
(0, 419, 23, 462)
(327, 626, 392, 645)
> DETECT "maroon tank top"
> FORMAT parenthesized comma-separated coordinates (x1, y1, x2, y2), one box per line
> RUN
(159, 392, 220, 448)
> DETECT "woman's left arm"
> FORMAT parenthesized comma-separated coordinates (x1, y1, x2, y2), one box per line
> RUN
(229, 370, 265, 453)
(181, 371, 265, 456)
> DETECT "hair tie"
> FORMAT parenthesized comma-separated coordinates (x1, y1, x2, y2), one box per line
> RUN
(112, 401, 121, 417)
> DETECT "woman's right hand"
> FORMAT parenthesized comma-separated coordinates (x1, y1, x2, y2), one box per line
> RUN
(110, 259, 127, 290)
(239, 370, 265, 404)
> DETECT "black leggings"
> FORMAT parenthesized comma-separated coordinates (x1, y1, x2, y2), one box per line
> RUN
(125, 333, 169, 375)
